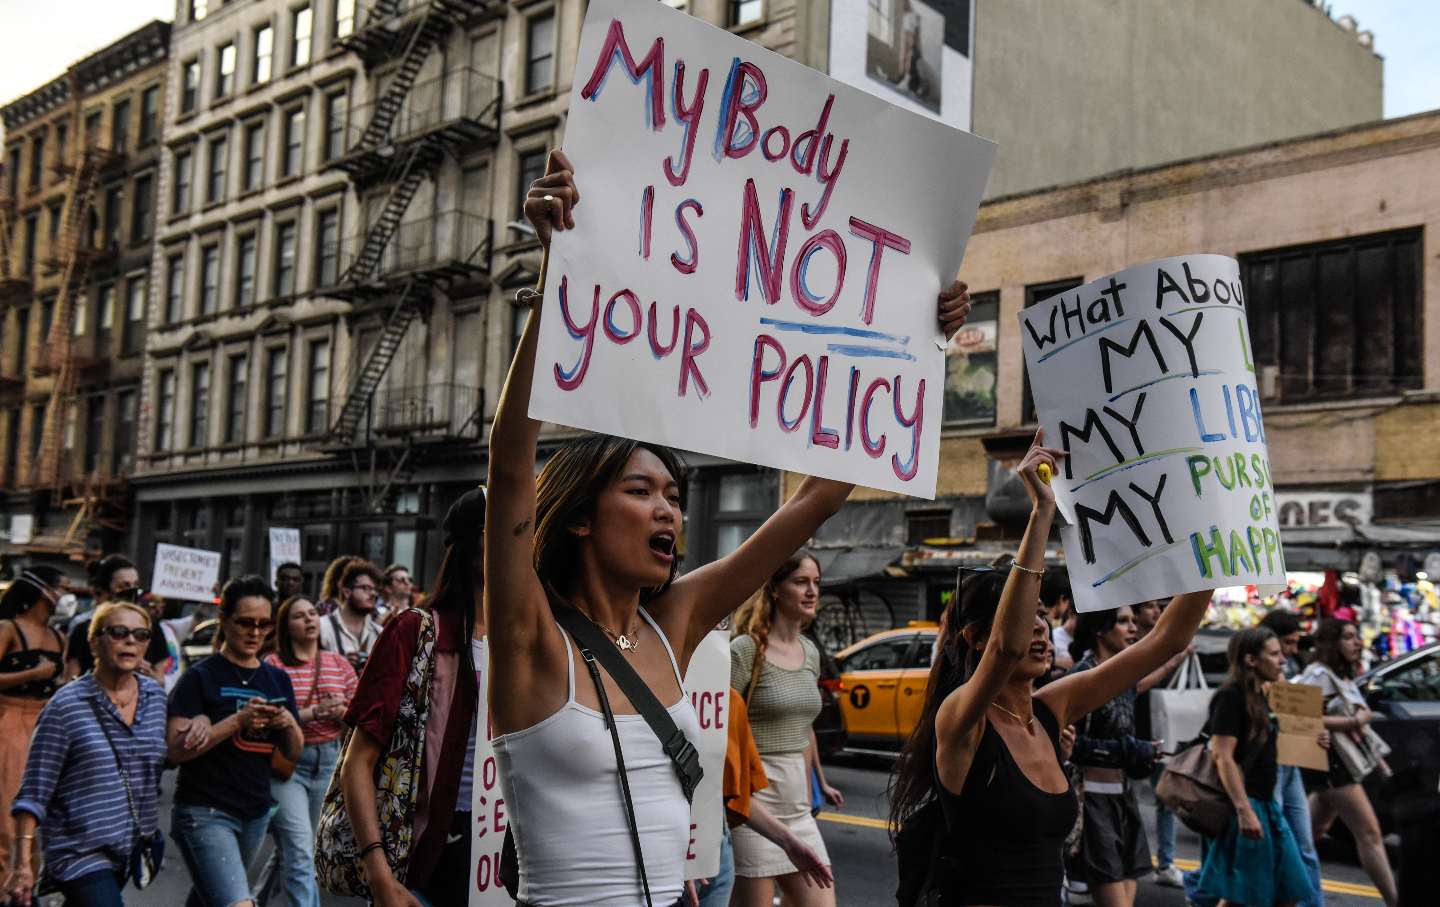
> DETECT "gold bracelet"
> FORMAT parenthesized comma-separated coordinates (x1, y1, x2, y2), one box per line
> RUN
(18, 834, 34, 841)
(1010, 562, 1045, 578)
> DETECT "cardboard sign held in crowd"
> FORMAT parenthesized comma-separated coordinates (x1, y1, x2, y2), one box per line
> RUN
(268, 528, 301, 588)
(530, 0, 995, 498)
(1270, 682, 1328, 771)
(471, 639, 510, 905)
(683, 629, 732, 880)
(1019, 255, 1287, 612)
(151, 543, 222, 602)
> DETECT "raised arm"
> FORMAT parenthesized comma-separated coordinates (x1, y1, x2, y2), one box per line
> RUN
(664, 280, 976, 653)
(1039, 588, 1212, 728)
(935, 436, 1063, 757)
(485, 149, 581, 730)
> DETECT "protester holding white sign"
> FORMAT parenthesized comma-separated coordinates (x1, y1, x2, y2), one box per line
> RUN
(1019, 255, 1286, 613)
(151, 543, 223, 604)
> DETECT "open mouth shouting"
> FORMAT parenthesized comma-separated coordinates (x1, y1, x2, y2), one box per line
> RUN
(1028, 639, 1052, 661)
(648, 530, 676, 563)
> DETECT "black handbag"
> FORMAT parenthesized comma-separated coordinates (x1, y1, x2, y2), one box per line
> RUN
(499, 601, 703, 906)
(87, 698, 165, 889)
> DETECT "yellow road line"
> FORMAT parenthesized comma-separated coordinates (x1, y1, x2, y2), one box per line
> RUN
(813, 814, 1381, 899)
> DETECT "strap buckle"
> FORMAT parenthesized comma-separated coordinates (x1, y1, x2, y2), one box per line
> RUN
(664, 731, 703, 802)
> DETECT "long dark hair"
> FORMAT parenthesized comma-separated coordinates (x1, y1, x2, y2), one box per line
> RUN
(0, 567, 63, 619)
(214, 574, 276, 650)
(273, 596, 314, 667)
(534, 434, 686, 601)
(732, 552, 820, 697)
(428, 541, 482, 684)
(1313, 618, 1359, 679)
(1070, 607, 1125, 663)
(1226, 627, 1277, 745)
(890, 567, 1009, 834)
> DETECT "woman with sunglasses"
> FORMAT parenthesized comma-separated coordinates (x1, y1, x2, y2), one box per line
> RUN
(0, 567, 66, 878)
(168, 575, 302, 907)
(4, 601, 169, 905)
(891, 431, 1213, 907)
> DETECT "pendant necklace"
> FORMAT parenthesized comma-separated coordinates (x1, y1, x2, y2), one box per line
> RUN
(991, 700, 1035, 729)
(228, 658, 261, 687)
(581, 609, 642, 652)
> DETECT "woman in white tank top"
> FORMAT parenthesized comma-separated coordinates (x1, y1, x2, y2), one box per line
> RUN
(487, 150, 975, 906)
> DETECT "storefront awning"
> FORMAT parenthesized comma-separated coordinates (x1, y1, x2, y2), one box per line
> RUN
(1281, 522, 1440, 571)
(811, 546, 907, 585)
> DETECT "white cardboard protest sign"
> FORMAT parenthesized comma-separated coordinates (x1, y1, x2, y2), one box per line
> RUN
(530, 0, 995, 498)
(470, 639, 510, 905)
(268, 528, 301, 590)
(683, 629, 731, 880)
(1018, 255, 1287, 612)
(151, 543, 222, 602)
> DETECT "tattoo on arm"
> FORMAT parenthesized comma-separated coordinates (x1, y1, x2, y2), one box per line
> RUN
(512, 519, 531, 536)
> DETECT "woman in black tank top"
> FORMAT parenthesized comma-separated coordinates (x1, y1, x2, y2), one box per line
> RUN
(892, 432, 1215, 907)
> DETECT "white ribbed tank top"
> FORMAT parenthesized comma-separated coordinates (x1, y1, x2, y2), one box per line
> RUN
(493, 607, 701, 906)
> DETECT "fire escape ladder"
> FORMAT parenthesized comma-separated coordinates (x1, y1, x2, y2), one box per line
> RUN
(359, 6, 454, 148)
(341, 146, 431, 284)
(330, 281, 424, 440)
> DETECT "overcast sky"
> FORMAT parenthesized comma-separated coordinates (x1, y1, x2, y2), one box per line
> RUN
(0, 0, 1436, 131)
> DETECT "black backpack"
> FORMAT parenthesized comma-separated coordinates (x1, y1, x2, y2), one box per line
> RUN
(895, 797, 951, 907)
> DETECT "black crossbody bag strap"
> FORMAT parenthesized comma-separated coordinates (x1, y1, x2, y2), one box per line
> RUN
(552, 604, 703, 801)
(580, 645, 654, 907)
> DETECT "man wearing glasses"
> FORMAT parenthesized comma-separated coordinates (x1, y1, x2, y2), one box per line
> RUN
(317, 561, 384, 670)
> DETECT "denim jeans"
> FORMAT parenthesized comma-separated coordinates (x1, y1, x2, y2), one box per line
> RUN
(57, 867, 126, 906)
(1149, 763, 1176, 868)
(696, 824, 736, 907)
(172, 802, 269, 907)
(265, 739, 340, 907)
(1275, 763, 1324, 907)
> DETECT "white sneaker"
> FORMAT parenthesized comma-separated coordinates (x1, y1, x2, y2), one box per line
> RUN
(1155, 865, 1185, 888)
(1065, 877, 1092, 904)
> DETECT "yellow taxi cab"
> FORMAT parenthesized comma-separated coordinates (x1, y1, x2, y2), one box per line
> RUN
(831, 622, 938, 753)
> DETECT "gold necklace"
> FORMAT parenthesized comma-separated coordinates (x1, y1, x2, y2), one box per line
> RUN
(579, 609, 643, 653)
(990, 700, 1034, 729)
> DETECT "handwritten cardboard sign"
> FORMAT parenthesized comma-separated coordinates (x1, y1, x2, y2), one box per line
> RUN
(683, 630, 731, 880)
(1019, 255, 1287, 612)
(1270, 681, 1328, 771)
(470, 639, 510, 905)
(530, 0, 995, 498)
(268, 528, 301, 590)
(151, 543, 222, 602)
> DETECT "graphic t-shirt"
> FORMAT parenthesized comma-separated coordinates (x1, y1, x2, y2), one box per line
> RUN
(169, 654, 299, 819)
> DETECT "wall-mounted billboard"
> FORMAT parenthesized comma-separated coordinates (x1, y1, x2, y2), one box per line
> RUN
(830, 0, 973, 129)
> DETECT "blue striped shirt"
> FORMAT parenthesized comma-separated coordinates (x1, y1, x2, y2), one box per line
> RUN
(12, 674, 167, 882)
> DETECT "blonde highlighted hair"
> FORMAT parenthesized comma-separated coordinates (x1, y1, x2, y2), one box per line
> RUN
(88, 601, 152, 643)
(731, 551, 820, 697)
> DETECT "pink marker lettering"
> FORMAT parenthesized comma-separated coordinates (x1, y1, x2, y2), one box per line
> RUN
(860, 377, 891, 457)
(748, 334, 786, 427)
(665, 61, 708, 186)
(735, 178, 793, 305)
(891, 375, 925, 481)
(848, 217, 912, 324)
(679, 308, 711, 398)
(580, 19, 665, 130)
(553, 276, 600, 391)
(809, 355, 840, 448)
(671, 199, 703, 275)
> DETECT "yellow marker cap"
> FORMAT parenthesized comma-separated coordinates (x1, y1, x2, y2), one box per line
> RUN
(1038, 463, 1053, 484)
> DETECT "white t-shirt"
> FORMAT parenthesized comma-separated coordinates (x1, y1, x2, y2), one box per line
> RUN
(317, 610, 382, 659)
(1053, 624, 1075, 659)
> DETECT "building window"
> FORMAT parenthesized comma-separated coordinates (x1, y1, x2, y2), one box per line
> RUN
(30, 404, 44, 463)
(140, 86, 159, 146)
(236, 233, 257, 308)
(122, 276, 146, 356)
(515, 148, 547, 219)
(73, 291, 89, 337)
(216, 42, 236, 98)
(98, 285, 115, 334)
(199, 244, 219, 315)
(323, 89, 347, 162)
(156, 368, 176, 451)
(511, 307, 529, 359)
(29, 135, 45, 189)
(190, 361, 210, 448)
(335, 0, 355, 39)
(1021, 277, 1082, 423)
(242, 122, 265, 191)
(83, 396, 104, 473)
(254, 24, 274, 85)
(2, 409, 17, 488)
(111, 99, 130, 152)
(292, 6, 313, 68)
(84, 110, 102, 147)
(54, 123, 68, 173)
(525, 13, 556, 95)
(1242, 228, 1423, 401)
(906, 508, 951, 545)
(943, 291, 998, 424)
(306, 338, 330, 433)
(102, 185, 123, 246)
(226, 354, 248, 443)
(730, 0, 763, 26)
(190, 0, 208, 23)
(165, 253, 184, 324)
(115, 389, 136, 474)
(315, 209, 339, 287)
(206, 134, 227, 203)
(264, 347, 287, 438)
(131, 173, 153, 241)
(6, 145, 20, 197)
(273, 221, 297, 297)
(47, 203, 61, 248)
(22, 214, 37, 275)
(173, 148, 193, 213)
(181, 59, 200, 114)
(281, 106, 305, 177)
(14, 308, 30, 375)
(39, 298, 55, 342)
(713, 471, 772, 557)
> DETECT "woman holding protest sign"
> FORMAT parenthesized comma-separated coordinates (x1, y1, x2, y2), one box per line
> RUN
(1299, 619, 1398, 907)
(891, 430, 1213, 907)
(487, 148, 971, 907)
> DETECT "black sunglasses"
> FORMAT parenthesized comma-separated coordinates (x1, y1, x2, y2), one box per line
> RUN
(101, 625, 153, 642)
(231, 617, 276, 632)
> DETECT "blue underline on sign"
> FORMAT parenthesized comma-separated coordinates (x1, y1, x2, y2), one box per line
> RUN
(1108, 370, 1222, 402)
(1092, 540, 1186, 589)
(759, 317, 909, 346)
(827, 344, 916, 361)
(1036, 319, 1133, 363)
(1071, 446, 1204, 493)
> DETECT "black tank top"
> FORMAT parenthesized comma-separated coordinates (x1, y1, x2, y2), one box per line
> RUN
(936, 699, 1078, 906)
(0, 620, 64, 699)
